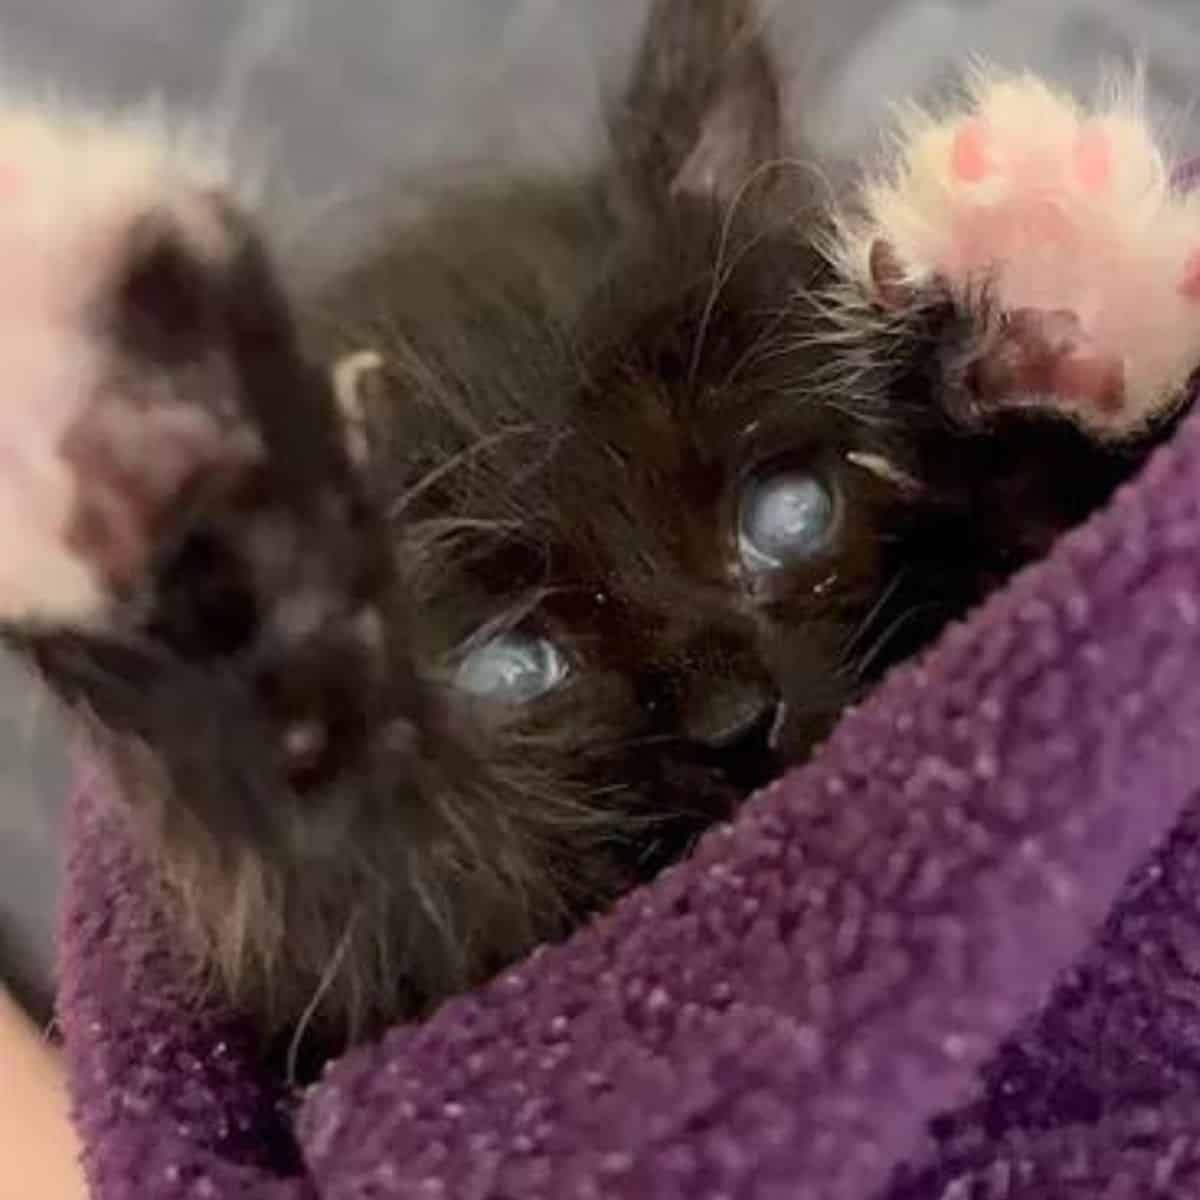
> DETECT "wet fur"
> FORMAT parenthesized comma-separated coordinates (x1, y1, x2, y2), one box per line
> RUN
(4, 1, 1181, 1063)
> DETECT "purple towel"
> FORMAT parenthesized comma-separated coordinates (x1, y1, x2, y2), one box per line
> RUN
(58, 396, 1200, 1197)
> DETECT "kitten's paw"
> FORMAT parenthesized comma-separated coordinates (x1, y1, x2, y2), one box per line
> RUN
(0, 105, 262, 625)
(842, 71, 1200, 436)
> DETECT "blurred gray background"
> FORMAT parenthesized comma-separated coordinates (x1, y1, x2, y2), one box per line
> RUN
(4, 0, 1200, 1015)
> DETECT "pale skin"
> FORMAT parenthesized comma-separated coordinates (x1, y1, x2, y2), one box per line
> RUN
(0, 987, 87, 1200)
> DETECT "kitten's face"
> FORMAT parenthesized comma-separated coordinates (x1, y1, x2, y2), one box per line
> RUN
(315, 187, 890, 869)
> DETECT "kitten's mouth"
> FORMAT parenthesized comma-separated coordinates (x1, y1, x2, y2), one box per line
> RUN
(685, 691, 783, 797)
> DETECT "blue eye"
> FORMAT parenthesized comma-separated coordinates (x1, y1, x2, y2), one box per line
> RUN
(455, 631, 569, 703)
(738, 470, 836, 571)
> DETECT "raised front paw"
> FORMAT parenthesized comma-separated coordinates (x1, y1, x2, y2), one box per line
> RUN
(839, 69, 1200, 437)
(0, 103, 271, 626)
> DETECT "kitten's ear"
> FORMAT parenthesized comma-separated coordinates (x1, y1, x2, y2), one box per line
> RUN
(613, 0, 783, 207)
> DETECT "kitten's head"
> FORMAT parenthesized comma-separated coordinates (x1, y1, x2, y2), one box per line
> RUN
(35, 0, 1139, 1052)
(272, 0, 1136, 1043)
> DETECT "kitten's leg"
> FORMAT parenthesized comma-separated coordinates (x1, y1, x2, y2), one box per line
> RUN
(0, 105, 613, 1043)
(839, 70, 1200, 437)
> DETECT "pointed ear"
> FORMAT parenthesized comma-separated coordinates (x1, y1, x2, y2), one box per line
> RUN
(612, 0, 784, 208)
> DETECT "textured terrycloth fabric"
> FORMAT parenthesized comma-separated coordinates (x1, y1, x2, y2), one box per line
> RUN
(58, 401, 1200, 1199)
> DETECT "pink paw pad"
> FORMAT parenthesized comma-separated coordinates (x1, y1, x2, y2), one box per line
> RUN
(1179, 249, 1200, 302)
(61, 402, 249, 589)
(0, 162, 27, 197)
(1072, 124, 1113, 193)
(951, 119, 992, 183)
(977, 308, 1126, 417)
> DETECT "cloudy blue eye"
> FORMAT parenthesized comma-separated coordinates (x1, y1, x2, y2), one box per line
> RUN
(738, 470, 836, 571)
(455, 631, 569, 703)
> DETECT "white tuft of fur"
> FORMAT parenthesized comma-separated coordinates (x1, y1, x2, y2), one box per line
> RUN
(831, 65, 1200, 435)
(331, 349, 383, 468)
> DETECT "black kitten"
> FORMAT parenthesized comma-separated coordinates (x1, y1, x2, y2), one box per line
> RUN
(0, 2, 1183, 1056)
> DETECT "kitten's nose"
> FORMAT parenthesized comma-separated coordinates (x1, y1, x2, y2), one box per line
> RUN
(682, 675, 781, 795)
(681, 675, 777, 749)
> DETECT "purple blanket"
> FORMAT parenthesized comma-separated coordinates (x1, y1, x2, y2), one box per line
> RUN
(58, 398, 1200, 1196)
